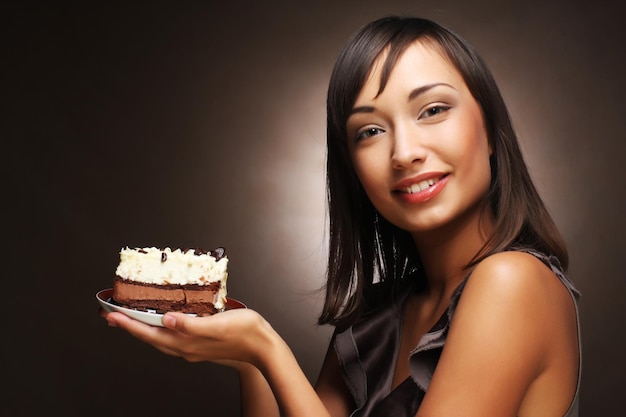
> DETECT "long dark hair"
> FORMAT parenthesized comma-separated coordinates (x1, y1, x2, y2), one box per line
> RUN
(318, 16, 568, 326)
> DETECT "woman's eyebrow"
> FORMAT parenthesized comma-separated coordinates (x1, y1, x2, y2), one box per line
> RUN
(349, 82, 455, 116)
(408, 82, 454, 101)
(349, 105, 375, 116)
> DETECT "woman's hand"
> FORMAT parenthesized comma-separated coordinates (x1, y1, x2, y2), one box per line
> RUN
(102, 308, 276, 370)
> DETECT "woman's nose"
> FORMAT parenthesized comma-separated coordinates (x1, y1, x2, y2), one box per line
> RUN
(391, 126, 427, 169)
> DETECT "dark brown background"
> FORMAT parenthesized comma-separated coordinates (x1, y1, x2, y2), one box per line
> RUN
(4, 1, 624, 416)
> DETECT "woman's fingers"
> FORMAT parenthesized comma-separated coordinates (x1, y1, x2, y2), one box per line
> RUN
(159, 310, 262, 362)
(102, 309, 270, 365)
(104, 311, 197, 356)
(105, 312, 170, 342)
(163, 309, 265, 342)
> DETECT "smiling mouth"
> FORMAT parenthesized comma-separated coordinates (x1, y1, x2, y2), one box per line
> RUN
(400, 175, 446, 194)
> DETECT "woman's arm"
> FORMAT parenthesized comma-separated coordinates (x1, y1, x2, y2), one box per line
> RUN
(415, 251, 578, 417)
(103, 308, 332, 417)
(237, 363, 280, 417)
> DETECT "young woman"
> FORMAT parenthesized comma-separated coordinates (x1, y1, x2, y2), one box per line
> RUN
(103, 16, 581, 417)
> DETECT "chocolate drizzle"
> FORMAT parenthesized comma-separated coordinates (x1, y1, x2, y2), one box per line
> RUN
(129, 247, 226, 260)
(186, 247, 226, 260)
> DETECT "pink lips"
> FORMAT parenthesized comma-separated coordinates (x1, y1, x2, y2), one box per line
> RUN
(394, 173, 449, 204)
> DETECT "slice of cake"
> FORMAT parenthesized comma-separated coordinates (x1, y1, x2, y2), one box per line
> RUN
(112, 247, 228, 316)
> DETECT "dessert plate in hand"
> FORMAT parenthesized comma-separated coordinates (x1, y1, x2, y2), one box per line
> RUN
(96, 288, 247, 327)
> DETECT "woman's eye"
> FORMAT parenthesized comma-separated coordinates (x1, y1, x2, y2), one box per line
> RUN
(355, 127, 384, 141)
(420, 105, 450, 119)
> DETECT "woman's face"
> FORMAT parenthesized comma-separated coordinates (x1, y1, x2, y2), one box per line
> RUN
(346, 40, 492, 235)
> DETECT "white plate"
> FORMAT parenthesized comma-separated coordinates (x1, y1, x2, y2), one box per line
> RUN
(96, 288, 246, 327)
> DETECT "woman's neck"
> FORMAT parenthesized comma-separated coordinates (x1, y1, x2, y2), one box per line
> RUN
(412, 205, 495, 296)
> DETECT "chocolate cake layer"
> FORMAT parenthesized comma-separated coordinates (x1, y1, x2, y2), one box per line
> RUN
(112, 277, 222, 316)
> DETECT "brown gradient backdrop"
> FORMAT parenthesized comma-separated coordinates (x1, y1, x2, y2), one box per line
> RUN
(4, 1, 624, 416)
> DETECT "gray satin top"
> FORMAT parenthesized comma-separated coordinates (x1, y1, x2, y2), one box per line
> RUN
(333, 249, 581, 417)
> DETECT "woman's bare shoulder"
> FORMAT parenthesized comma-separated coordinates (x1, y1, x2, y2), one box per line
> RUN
(417, 251, 577, 416)
(465, 250, 567, 302)
(458, 250, 575, 328)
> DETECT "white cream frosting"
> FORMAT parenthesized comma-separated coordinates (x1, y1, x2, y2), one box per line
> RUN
(115, 247, 228, 293)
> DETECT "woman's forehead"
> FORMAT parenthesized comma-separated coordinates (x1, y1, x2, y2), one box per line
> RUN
(359, 40, 463, 98)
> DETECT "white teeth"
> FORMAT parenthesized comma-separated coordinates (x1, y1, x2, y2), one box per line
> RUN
(403, 178, 438, 193)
